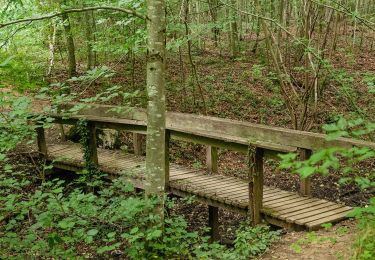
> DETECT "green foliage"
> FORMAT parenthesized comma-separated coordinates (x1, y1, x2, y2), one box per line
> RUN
(363, 72, 375, 94)
(0, 92, 280, 259)
(0, 92, 37, 155)
(280, 117, 375, 188)
(0, 52, 46, 91)
(280, 114, 374, 259)
(230, 225, 280, 259)
(76, 119, 106, 188)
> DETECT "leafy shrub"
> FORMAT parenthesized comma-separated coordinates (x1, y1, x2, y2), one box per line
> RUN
(279, 113, 375, 259)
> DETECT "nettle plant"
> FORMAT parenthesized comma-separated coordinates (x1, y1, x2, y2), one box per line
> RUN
(279, 114, 375, 259)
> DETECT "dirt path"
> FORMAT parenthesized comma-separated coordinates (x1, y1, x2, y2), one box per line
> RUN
(259, 220, 356, 260)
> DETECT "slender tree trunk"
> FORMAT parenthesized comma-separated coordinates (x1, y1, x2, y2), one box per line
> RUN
(145, 0, 167, 220)
(47, 21, 57, 76)
(230, 0, 238, 57)
(208, 0, 219, 47)
(84, 11, 94, 70)
(91, 11, 98, 66)
(62, 13, 77, 77)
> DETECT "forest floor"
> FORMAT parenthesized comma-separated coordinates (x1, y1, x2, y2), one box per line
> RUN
(13, 41, 374, 259)
(259, 220, 356, 260)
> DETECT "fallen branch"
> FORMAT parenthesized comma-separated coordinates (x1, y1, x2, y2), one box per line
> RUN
(0, 6, 146, 29)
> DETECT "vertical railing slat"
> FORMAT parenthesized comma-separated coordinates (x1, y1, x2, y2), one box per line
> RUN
(36, 126, 47, 157)
(87, 121, 98, 166)
(248, 146, 264, 225)
(299, 148, 312, 196)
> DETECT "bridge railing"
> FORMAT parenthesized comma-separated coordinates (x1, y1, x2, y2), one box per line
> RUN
(34, 102, 375, 226)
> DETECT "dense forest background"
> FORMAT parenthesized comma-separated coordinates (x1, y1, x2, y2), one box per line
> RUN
(0, 0, 374, 259)
(2, 0, 374, 129)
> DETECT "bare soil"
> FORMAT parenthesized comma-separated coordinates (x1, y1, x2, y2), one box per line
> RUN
(259, 220, 356, 260)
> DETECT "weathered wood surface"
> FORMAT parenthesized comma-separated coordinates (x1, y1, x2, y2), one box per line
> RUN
(53, 103, 375, 152)
(46, 143, 353, 231)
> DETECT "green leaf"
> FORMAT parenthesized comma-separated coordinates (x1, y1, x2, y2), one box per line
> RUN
(130, 227, 139, 234)
(146, 229, 162, 240)
(297, 166, 316, 178)
(87, 229, 98, 236)
(107, 232, 116, 238)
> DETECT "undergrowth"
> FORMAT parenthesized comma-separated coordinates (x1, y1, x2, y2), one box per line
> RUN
(0, 91, 280, 259)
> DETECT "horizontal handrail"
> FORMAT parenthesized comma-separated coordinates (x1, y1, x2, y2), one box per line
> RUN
(42, 102, 375, 153)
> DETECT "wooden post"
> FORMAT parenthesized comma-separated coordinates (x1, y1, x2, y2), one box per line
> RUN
(206, 145, 219, 241)
(299, 148, 312, 196)
(87, 122, 98, 166)
(165, 130, 170, 190)
(248, 145, 264, 226)
(208, 205, 219, 242)
(59, 124, 66, 142)
(36, 126, 47, 157)
(133, 133, 145, 156)
(206, 145, 218, 174)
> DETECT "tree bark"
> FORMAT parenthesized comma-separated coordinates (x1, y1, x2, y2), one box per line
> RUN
(62, 13, 77, 77)
(84, 11, 94, 70)
(145, 0, 167, 220)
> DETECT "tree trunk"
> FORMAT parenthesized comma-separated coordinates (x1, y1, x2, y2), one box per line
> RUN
(145, 0, 167, 220)
(230, 0, 238, 57)
(84, 11, 94, 70)
(62, 13, 77, 77)
(208, 0, 219, 47)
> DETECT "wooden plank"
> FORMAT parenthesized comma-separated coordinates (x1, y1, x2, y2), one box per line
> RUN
(270, 198, 323, 212)
(171, 172, 246, 187)
(263, 193, 297, 203)
(176, 173, 246, 186)
(44, 141, 354, 231)
(170, 172, 204, 181)
(277, 200, 332, 218)
(185, 181, 248, 198)
(230, 187, 283, 200)
(170, 168, 204, 176)
(285, 204, 345, 223)
(172, 176, 243, 193)
(264, 195, 304, 205)
(265, 197, 313, 209)
(171, 176, 250, 206)
(50, 149, 83, 161)
(306, 211, 353, 230)
(54, 103, 375, 152)
(295, 207, 352, 225)
(48, 144, 73, 153)
(169, 187, 248, 212)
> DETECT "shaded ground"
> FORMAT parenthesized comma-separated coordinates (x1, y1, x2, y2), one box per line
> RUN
(259, 220, 356, 260)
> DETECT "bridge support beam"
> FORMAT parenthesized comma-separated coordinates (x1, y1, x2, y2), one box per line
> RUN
(133, 133, 146, 156)
(36, 126, 47, 157)
(165, 130, 170, 189)
(208, 205, 219, 242)
(87, 122, 98, 165)
(248, 146, 264, 226)
(299, 148, 312, 196)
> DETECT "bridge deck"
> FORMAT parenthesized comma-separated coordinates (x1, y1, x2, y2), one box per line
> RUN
(47, 143, 352, 231)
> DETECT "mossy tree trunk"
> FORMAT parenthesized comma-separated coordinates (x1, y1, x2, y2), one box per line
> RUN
(62, 12, 77, 77)
(145, 0, 167, 220)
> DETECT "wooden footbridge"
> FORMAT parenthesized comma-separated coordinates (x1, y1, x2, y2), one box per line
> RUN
(34, 103, 375, 236)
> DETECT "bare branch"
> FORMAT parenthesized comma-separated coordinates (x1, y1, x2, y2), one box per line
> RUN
(0, 6, 146, 29)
